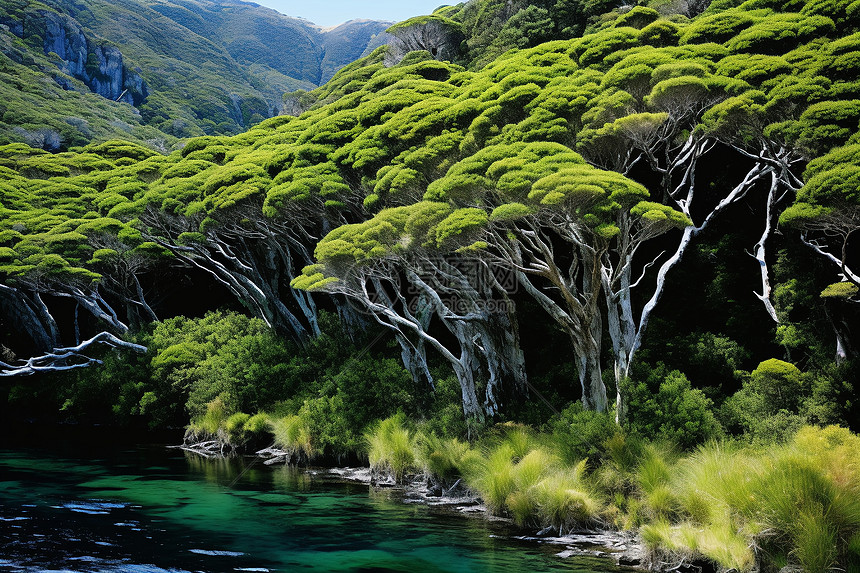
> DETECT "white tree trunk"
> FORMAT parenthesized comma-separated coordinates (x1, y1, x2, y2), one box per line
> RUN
(750, 172, 782, 323)
(0, 285, 60, 351)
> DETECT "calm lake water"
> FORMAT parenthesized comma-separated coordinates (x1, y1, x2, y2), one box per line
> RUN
(0, 433, 630, 572)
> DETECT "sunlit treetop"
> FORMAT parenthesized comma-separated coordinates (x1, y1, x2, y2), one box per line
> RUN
(3, 0, 860, 299)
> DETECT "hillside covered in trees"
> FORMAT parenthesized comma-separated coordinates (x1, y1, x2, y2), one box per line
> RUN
(1, 0, 860, 570)
(0, 0, 390, 150)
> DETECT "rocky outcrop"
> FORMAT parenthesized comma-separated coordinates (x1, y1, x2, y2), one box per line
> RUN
(0, 17, 23, 38)
(42, 10, 148, 106)
(384, 15, 465, 66)
(319, 19, 392, 83)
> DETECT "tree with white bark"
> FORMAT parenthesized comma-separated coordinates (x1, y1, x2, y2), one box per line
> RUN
(780, 144, 860, 362)
(294, 202, 527, 422)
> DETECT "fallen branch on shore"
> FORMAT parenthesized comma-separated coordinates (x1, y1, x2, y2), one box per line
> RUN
(175, 440, 227, 458)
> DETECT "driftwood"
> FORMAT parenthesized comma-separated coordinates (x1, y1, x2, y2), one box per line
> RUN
(177, 440, 227, 458)
(256, 446, 292, 465)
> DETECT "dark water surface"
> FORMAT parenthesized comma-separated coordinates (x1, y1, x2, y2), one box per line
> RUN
(0, 434, 626, 572)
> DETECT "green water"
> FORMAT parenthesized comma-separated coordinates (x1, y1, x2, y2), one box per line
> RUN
(0, 440, 628, 572)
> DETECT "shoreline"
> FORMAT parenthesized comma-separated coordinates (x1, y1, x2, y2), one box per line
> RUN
(318, 465, 649, 570)
(179, 443, 651, 571)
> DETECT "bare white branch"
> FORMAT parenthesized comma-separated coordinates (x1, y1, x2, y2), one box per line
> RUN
(0, 332, 147, 377)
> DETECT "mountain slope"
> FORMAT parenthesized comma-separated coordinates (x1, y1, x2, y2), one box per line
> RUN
(0, 0, 390, 148)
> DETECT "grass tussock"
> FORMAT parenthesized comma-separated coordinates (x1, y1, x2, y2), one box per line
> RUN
(636, 444, 678, 520)
(243, 413, 270, 435)
(271, 413, 314, 462)
(463, 427, 602, 531)
(224, 412, 251, 445)
(642, 426, 860, 572)
(535, 461, 600, 534)
(413, 432, 473, 485)
(186, 396, 230, 441)
(365, 414, 417, 482)
(469, 443, 517, 513)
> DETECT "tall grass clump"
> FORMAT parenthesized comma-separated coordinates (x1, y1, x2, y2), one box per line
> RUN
(671, 441, 746, 525)
(365, 414, 417, 482)
(413, 431, 473, 485)
(464, 426, 602, 530)
(224, 412, 251, 445)
(243, 413, 270, 436)
(636, 444, 678, 520)
(595, 432, 643, 498)
(507, 448, 559, 526)
(502, 425, 536, 459)
(186, 396, 229, 441)
(236, 412, 273, 450)
(647, 426, 860, 572)
(467, 443, 517, 513)
(535, 459, 601, 534)
(271, 413, 315, 462)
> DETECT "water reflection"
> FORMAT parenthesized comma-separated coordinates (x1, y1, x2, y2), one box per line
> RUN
(270, 463, 314, 491)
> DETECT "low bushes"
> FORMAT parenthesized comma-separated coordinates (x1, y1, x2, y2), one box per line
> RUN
(186, 399, 272, 451)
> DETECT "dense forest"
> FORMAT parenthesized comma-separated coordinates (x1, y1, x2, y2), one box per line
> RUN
(1, 0, 859, 570)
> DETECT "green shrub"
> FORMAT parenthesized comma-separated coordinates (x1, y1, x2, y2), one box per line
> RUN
(148, 311, 293, 419)
(546, 402, 617, 464)
(625, 365, 723, 449)
(722, 359, 811, 442)
(299, 395, 363, 459)
(421, 376, 471, 439)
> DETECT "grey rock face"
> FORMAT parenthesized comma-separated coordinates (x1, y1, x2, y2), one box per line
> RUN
(41, 10, 147, 106)
(13, 127, 62, 151)
(0, 18, 24, 37)
(52, 75, 75, 90)
(385, 19, 465, 66)
(44, 11, 89, 78)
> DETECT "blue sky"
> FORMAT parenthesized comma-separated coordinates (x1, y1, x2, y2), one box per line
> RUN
(253, 1, 447, 27)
